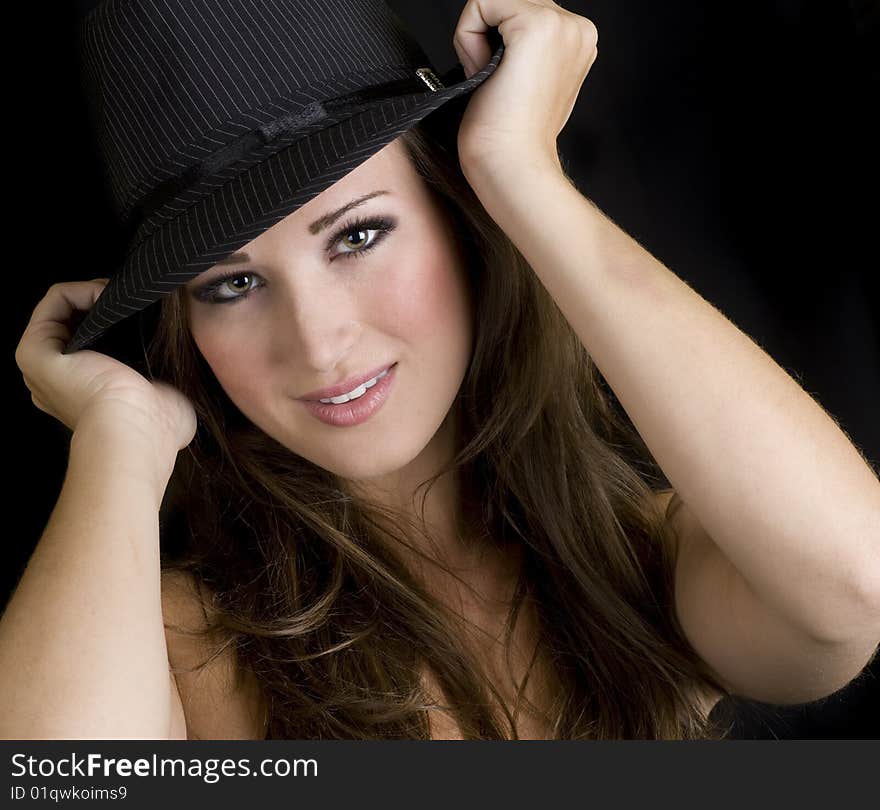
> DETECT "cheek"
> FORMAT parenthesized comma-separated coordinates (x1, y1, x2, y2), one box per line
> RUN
(190, 323, 271, 411)
(379, 239, 471, 342)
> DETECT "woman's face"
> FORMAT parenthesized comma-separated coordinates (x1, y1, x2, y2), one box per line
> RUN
(184, 138, 474, 486)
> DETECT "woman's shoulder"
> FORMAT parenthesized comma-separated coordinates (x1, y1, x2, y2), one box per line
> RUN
(650, 489, 726, 720)
(693, 682, 725, 718)
(161, 569, 267, 740)
(651, 487, 679, 517)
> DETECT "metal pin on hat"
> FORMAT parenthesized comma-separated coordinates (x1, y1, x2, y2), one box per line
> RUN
(416, 67, 444, 91)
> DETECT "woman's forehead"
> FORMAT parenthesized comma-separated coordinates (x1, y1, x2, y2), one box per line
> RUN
(316, 137, 416, 203)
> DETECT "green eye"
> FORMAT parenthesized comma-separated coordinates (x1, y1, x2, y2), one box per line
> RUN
(196, 272, 264, 305)
(340, 228, 370, 251)
(329, 215, 397, 259)
(221, 275, 257, 295)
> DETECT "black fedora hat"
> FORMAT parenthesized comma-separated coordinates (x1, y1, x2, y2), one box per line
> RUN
(64, 0, 503, 355)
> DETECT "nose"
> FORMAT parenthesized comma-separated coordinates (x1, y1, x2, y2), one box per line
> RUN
(269, 269, 362, 372)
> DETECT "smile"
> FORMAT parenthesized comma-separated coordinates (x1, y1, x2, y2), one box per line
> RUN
(302, 363, 398, 428)
(318, 366, 392, 404)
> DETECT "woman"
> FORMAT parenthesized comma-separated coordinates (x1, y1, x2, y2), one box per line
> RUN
(7, 0, 880, 740)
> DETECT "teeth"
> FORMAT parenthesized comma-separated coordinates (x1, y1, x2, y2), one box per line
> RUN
(319, 367, 390, 404)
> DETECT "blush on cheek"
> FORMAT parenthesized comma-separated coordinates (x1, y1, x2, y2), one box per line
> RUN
(383, 243, 469, 340)
(195, 333, 267, 412)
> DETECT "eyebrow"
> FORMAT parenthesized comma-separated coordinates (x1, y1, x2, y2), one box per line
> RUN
(212, 189, 391, 266)
(308, 189, 391, 235)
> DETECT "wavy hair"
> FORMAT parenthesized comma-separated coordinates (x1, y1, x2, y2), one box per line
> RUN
(138, 98, 736, 739)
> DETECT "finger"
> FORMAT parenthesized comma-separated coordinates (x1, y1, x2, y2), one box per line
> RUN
(454, 0, 527, 76)
(17, 279, 109, 358)
(454, 0, 564, 77)
(22, 280, 108, 337)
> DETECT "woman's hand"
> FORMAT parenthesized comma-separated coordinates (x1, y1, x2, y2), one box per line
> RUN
(453, 0, 599, 177)
(15, 279, 197, 453)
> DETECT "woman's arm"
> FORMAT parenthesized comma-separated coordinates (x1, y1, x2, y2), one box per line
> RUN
(453, 0, 880, 702)
(467, 156, 880, 649)
(0, 419, 180, 739)
(451, 0, 880, 704)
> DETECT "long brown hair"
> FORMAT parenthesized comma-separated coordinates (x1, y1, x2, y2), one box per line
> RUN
(144, 99, 735, 739)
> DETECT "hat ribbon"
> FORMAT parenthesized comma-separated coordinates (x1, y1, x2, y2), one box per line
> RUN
(128, 69, 444, 228)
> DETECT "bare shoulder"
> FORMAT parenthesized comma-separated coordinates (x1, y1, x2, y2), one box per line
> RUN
(650, 489, 726, 718)
(161, 569, 268, 740)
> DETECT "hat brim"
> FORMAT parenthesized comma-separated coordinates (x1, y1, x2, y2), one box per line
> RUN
(64, 44, 504, 355)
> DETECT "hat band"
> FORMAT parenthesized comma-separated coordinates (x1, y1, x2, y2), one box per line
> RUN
(128, 70, 442, 229)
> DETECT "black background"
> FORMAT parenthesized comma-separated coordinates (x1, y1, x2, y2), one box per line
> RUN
(4, 1, 878, 738)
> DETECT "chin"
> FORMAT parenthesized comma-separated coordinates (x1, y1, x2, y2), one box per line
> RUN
(290, 416, 448, 487)
(273, 427, 411, 478)
(317, 452, 411, 483)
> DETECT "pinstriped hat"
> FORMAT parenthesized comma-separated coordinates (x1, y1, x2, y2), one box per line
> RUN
(64, 0, 503, 355)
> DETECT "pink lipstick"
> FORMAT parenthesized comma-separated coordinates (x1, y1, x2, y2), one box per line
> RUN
(300, 363, 397, 427)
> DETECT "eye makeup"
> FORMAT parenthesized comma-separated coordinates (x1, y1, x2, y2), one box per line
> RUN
(192, 214, 398, 305)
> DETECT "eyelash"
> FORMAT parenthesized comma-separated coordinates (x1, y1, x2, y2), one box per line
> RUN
(195, 214, 397, 305)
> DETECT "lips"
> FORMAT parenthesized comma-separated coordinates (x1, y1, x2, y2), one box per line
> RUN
(298, 363, 396, 401)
